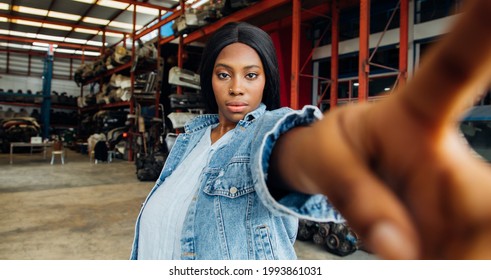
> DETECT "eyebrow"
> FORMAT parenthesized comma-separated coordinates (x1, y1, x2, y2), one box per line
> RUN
(214, 63, 261, 71)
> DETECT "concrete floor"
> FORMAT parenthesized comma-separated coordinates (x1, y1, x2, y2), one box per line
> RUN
(0, 148, 376, 260)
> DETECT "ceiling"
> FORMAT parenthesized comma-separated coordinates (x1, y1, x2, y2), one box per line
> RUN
(0, 0, 187, 57)
(0, 0, 365, 59)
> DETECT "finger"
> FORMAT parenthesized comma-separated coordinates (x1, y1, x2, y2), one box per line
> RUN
(398, 0, 491, 127)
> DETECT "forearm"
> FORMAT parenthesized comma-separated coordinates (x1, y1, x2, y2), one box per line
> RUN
(269, 124, 330, 196)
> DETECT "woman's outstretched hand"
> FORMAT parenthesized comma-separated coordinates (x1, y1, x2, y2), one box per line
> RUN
(319, 0, 491, 259)
(274, 0, 491, 259)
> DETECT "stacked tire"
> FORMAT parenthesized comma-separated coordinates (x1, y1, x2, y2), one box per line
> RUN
(297, 219, 361, 257)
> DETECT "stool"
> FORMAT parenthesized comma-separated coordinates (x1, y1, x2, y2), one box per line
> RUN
(51, 140, 65, 165)
(51, 150, 65, 164)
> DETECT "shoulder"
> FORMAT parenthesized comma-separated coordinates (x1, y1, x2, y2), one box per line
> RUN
(260, 105, 322, 124)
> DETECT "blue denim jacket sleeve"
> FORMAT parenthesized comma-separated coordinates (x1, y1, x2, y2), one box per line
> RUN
(251, 105, 345, 223)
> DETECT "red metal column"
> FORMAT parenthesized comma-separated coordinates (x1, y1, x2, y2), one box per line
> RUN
(177, 36, 184, 95)
(358, 0, 370, 101)
(81, 47, 85, 64)
(69, 58, 73, 80)
(155, 10, 162, 118)
(128, 5, 137, 162)
(330, 0, 339, 109)
(102, 31, 106, 56)
(176, 0, 186, 97)
(290, 0, 301, 109)
(399, 0, 409, 88)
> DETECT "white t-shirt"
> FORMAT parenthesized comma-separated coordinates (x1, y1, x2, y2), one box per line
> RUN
(137, 125, 233, 259)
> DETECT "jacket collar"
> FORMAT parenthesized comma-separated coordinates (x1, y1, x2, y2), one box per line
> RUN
(184, 103, 266, 133)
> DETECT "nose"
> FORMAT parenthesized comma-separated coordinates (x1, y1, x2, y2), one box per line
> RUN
(229, 88, 242, 96)
(229, 80, 244, 96)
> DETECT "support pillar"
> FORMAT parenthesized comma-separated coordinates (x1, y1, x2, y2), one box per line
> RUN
(41, 45, 54, 140)
(330, 0, 339, 109)
(290, 0, 301, 109)
(128, 5, 137, 162)
(358, 0, 370, 101)
(399, 0, 409, 88)
(177, 36, 184, 95)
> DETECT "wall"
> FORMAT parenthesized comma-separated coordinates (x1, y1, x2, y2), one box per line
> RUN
(0, 51, 82, 97)
(0, 73, 80, 97)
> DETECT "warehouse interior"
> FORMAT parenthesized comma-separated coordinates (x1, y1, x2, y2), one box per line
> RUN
(0, 0, 490, 260)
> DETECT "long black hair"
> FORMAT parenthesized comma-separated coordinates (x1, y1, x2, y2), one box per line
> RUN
(199, 22, 280, 113)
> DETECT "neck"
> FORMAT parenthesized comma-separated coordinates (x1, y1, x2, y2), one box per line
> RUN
(211, 121, 235, 144)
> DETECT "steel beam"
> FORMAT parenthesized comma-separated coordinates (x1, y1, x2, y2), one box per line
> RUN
(0, 49, 92, 60)
(139, 11, 182, 41)
(0, 35, 101, 51)
(0, 13, 126, 35)
(155, 10, 163, 118)
(41, 49, 53, 140)
(113, 0, 173, 12)
(358, 0, 370, 101)
(183, 0, 291, 44)
(399, 0, 409, 88)
(261, 3, 330, 32)
(290, 0, 301, 110)
(330, 0, 339, 109)
(128, 5, 137, 162)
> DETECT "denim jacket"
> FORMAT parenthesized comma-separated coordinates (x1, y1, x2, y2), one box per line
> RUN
(130, 104, 343, 260)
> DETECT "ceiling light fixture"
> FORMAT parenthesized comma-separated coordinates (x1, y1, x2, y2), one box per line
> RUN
(98, 0, 130, 10)
(36, 34, 65, 42)
(33, 42, 58, 48)
(12, 19, 39, 27)
(99, 31, 125, 38)
(47, 10, 81, 21)
(109, 21, 142, 30)
(42, 23, 72, 31)
(83, 17, 110, 25)
(86, 40, 104, 47)
(191, 0, 209, 9)
(72, 0, 96, 4)
(64, 38, 88, 44)
(127, 5, 160, 16)
(55, 48, 76, 54)
(75, 50, 100, 56)
(9, 30, 36, 38)
(13, 6, 48, 16)
(74, 28, 99, 35)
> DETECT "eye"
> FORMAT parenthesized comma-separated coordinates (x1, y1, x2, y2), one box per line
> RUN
(216, 72, 230, 80)
(246, 73, 258, 79)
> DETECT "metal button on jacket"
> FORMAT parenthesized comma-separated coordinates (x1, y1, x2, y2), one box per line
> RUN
(229, 187, 238, 195)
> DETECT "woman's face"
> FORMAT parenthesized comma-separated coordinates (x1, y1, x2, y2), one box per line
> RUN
(212, 42, 265, 124)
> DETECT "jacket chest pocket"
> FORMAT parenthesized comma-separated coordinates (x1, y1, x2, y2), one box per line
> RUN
(203, 157, 255, 198)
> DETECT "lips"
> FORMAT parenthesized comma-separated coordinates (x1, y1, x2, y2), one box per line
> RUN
(226, 101, 248, 113)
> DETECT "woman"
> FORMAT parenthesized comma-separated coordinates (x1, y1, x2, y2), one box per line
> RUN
(132, 0, 491, 260)
(132, 21, 343, 260)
